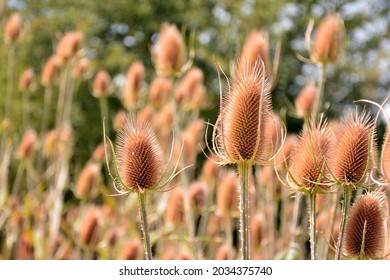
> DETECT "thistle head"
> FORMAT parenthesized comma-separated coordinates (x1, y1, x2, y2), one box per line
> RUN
(72, 57, 89, 80)
(148, 77, 172, 108)
(93, 70, 111, 98)
(239, 31, 270, 76)
(295, 82, 317, 118)
(344, 189, 388, 259)
(41, 56, 61, 87)
(75, 162, 100, 200)
(4, 13, 23, 44)
(123, 60, 145, 110)
(19, 69, 35, 92)
(16, 129, 37, 160)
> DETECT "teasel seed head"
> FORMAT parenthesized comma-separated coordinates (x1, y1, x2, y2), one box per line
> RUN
(116, 118, 163, 192)
(216, 244, 231, 260)
(19, 69, 35, 92)
(137, 105, 154, 124)
(175, 67, 204, 105)
(188, 181, 208, 211)
(72, 57, 89, 80)
(113, 110, 127, 132)
(288, 120, 332, 192)
(381, 129, 390, 183)
(148, 76, 172, 108)
(153, 23, 187, 77)
(91, 142, 107, 163)
(214, 60, 273, 165)
(119, 240, 140, 260)
(201, 156, 220, 182)
(311, 13, 343, 63)
(344, 189, 388, 259)
(330, 111, 373, 185)
(80, 208, 100, 248)
(4, 13, 22, 43)
(16, 129, 37, 160)
(93, 70, 111, 98)
(295, 82, 317, 118)
(217, 172, 239, 215)
(251, 213, 265, 249)
(41, 55, 61, 87)
(165, 187, 185, 226)
(239, 31, 270, 76)
(123, 60, 145, 110)
(75, 162, 100, 200)
(56, 31, 84, 64)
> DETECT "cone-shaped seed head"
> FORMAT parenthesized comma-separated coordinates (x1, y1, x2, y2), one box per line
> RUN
(295, 83, 317, 118)
(119, 240, 140, 260)
(148, 76, 172, 107)
(93, 70, 111, 98)
(5, 13, 22, 43)
(217, 172, 239, 214)
(381, 130, 390, 183)
(345, 190, 388, 258)
(19, 69, 35, 92)
(75, 162, 100, 200)
(239, 31, 270, 76)
(116, 119, 163, 191)
(289, 121, 332, 190)
(219, 60, 272, 164)
(123, 60, 145, 110)
(41, 56, 61, 87)
(330, 112, 372, 184)
(80, 208, 99, 248)
(17, 129, 37, 159)
(72, 57, 89, 80)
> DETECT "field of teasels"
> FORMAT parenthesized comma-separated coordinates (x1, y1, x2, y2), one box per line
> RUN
(0, 3, 389, 261)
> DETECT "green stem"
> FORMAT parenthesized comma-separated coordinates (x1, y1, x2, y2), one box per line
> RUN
(99, 97, 109, 133)
(325, 192, 339, 259)
(335, 187, 352, 260)
(308, 190, 317, 260)
(22, 90, 29, 131)
(238, 162, 250, 260)
(55, 65, 69, 128)
(138, 192, 152, 260)
(312, 63, 327, 123)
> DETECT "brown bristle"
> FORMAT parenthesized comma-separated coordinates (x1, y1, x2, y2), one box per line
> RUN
(216, 244, 231, 260)
(4, 13, 22, 43)
(16, 129, 37, 159)
(312, 13, 343, 63)
(217, 172, 239, 215)
(154, 23, 186, 76)
(75, 162, 100, 200)
(41, 56, 61, 87)
(165, 187, 185, 226)
(19, 69, 35, 92)
(93, 70, 111, 98)
(295, 83, 317, 118)
(80, 208, 100, 248)
(220, 61, 272, 163)
(344, 190, 388, 258)
(239, 31, 270, 76)
(330, 112, 372, 184)
(72, 57, 89, 80)
(116, 119, 163, 191)
(188, 181, 208, 211)
(251, 213, 264, 249)
(119, 240, 140, 260)
(123, 61, 145, 110)
(202, 157, 220, 182)
(113, 110, 127, 132)
(148, 77, 172, 107)
(289, 121, 332, 190)
(381, 129, 390, 183)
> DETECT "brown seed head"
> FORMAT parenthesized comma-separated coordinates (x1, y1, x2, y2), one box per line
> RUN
(93, 70, 111, 98)
(330, 112, 372, 184)
(216, 244, 231, 260)
(113, 110, 127, 132)
(251, 213, 264, 249)
(381, 129, 390, 183)
(154, 23, 187, 76)
(175, 68, 204, 105)
(4, 13, 22, 43)
(80, 208, 100, 248)
(91, 143, 107, 163)
(217, 172, 239, 215)
(41, 56, 61, 87)
(123, 61, 145, 110)
(148, 77, 172, 108)
(202, 157, 220, 182)
(219, 61, 272, 164)
(19, 69, 35, 92)
(275, 134, 298, 170)
(289, 121, 332, 190)
(104, 228, 117, 248)
(72, 57, 89, 80)
(119, 240, 140, 260)
(312, 13, 343, 63)
(295, 83, 317, 118)
(17, 129, 37, 159)
(116, 119, 163, 191)
(188, 181, 208, 211)
(239, 31, 270, 76)
(137, 105, 154, 124)
(56, 31, 84, 64)
(75, 162, 100, 200)
(345, 190, 388, 258)
(165, 187, 185, 226)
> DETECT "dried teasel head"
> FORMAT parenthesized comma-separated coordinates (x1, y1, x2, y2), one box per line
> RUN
(4, 13, 23, 43)
(75, 162, 100, 200)
(381, 129, 390, 184)
(288, 120, 332, 192)
(239, 31, 270, 76)
(212, 60, 273, 165)
(56, 31, 84, 65)
(16, 129, 37, 160)
(123, 60, 145, 110)
(330, 111, 373, 185)
(165, 187, 185, 226)
(148, 77, 172, 108)
(113, 110, 127, 132)
(19, 69, 35, 92)
(80, 208, 100, 249)
(344, 189, 388, 259)
(175, 67, 204, 106)
(251, 213, 265, 249)
(93, 70, 111, 98)
(41, 55, 61, 87)
(216, 172, 239, 215)
(119, 240, 140, 260)
(201, 156, 220, 182)
(72, 57, 89, 80)
(188, 181, 208, 211)
(295, 82, 317, 118)
(216, 244, 231, 260)
(115, 118, 164, 192)
(91, 142, 107, 163)
(153, 23, 187, 77)
(310, 13, 344, 63)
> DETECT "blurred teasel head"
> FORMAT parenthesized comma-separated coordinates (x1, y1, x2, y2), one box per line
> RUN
(80, 208, 100, 249)
(16, 129, 37, 160)
(148, 77, 172, 108)
(56, 31, 84, 65)
(123, 60, 145, 110)
(381, 129, 390, 184)
(72, 57, 89, 80)
(19, 69, 35, 92)
(295, 82, 317, 119)
(75, 162, 100, 200)
(4, 12, 23, 44)
(92, 70, 111, 98)
(344, 189, 388, 259)
(41, 55, 61, 87)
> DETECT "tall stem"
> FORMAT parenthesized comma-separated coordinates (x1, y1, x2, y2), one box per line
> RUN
(138, 192, 152, 260)
(55, 65, 69, 128)
(312, 63, 327, 123)
(22, 90, 29, 131)
(308, 190, 317, 260)
(238, 162, 250, 260)
(335, 187, 351, 260)
(99, 97, 109, 133)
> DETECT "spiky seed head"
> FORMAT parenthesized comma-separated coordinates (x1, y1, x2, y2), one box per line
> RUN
(311, 13, 343, 63)
(289, 121, 332, 191)
(165, 187, 185, 226)
(219, 60, 273, 164)
(153, 23, 187, 77)
(251, 213, 265, 249)
(72, 57, 89, 80)
(201, 157, 220, 182)
(93, 70, 111, 98)
(116, 119, 163, 191)
(188, 181, 208, 211)
(75, 162, 100, 200)
(345, 190, 388, 259)
(123, 61, 145, 110)
(295, 83, 317, 118)
(217, 172, 239, 215)
(113, 110, 127, 132)
(4, 13, 22, 43)
(239, 31, 270, 76)
(56, 31, 84, 64)
(148, 77, 172, 108)
(80, 208, 100, 248)
(330, 112, 373, 185)
(16, 129, 37, 160)
(19, 69, 35, 92)
(41, 56, 61, 87)
(119, 240, 140, 260)
(381, 130, 390, 183)
(175, 68, 204, 105)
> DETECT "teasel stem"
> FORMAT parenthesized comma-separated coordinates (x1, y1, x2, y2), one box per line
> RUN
(238, 162, 250, 260)
(325, 192, 339, 259)
(335, 186, 352, 260)
(62, 62, 76, 124)
(312, 62, 327, 123)
(99, 97, 110, 133)
(138, 192, 152, 260)
(55, 64, 70, 127)
(22, 89, 29, 131)
(308, 190, 317, 260)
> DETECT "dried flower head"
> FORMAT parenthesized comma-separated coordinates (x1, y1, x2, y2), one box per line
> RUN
(115, 119, 163, 192)
(344, 189, 388, 259)
(251, 213, 265, 249)
(113, 110, 127, 132)
(153, 23, 187, 77)
(41, 56, 61, 87)
(295, 83, 317, 118)
(330, 111, 373, 185)
(202, 156, 220, 182)
(19, 69, 35, 92)
(75, 162, 100, 200)
(188, 181, 208, 211)
(217, 172, 239, 215)
(123, 60, 145, 110)
(148, 77, 172, 108)
(91, 143, 107, 163)
(119, 240, 140, 260)
(4, 13, 23, 43)
(137, 105, 154, 124)
(56, 31, 84, 64)
(175, 68, 204, 105)
(239, 31, 270, 76)
(72, 57, 89, 80)
(93, 70, 111, 98)
(80, 208, 100, 248)
(381, 129, 390, 183)
(216, 244, 231, 260)
(288, 120, 332, 192)
(311, 13, 343, 63)
(16, 129, 37, 159)
(165, 187, 185, 226)
(212, 61, 273, 165)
